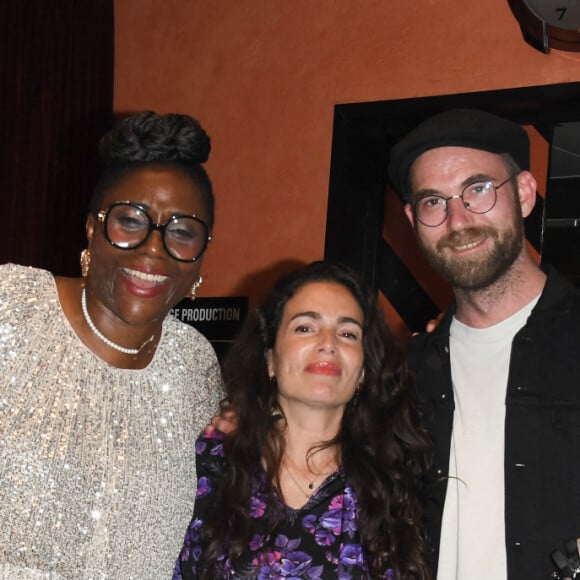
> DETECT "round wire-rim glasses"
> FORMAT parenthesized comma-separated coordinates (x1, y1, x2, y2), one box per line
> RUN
(97, 201, 212, 262)
(412, 173, 518, 227)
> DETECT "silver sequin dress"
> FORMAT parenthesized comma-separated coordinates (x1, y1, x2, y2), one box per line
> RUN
(0, 264, 223, 579)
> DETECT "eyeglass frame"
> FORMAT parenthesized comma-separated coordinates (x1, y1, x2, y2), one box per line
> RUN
(96, 201, 212, 262)
(411, 173, 519, 228)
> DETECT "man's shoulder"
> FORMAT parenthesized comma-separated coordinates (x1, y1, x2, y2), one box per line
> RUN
(532, 268, 580, 321)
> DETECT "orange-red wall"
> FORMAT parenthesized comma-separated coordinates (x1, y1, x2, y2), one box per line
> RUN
(113, 0, 580, 305)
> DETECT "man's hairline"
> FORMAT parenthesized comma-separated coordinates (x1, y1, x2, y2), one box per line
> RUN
(404, 149, 522, 204)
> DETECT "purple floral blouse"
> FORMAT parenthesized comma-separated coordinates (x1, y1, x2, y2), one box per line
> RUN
(174, 429, 394, 579)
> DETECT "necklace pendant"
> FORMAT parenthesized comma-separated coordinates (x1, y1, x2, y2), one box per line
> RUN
(308, 482, 315, 490)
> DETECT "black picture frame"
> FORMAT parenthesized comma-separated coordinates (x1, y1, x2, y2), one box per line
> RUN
(324, 82, 580, 332)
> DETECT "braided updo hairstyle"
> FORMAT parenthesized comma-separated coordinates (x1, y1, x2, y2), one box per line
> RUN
(90, 111, 214, 225)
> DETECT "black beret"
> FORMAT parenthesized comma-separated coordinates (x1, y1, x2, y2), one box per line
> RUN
(387, 108, 530, 202)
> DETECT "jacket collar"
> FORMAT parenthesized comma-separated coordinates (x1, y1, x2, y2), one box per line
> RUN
(530, 266, 575, 316)
(426, 266, 575, 340)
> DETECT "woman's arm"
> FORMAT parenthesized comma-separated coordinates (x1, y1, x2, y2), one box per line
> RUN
(173, 430, 226, 579)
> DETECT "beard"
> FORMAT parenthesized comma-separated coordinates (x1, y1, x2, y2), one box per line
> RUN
(417, 215, 525, 291)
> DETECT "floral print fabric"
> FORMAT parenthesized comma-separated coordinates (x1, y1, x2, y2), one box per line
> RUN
(175, 430, 393, 579)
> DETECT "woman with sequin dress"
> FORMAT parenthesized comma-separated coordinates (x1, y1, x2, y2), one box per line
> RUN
(0, 112, 223, 579)
(175, 262, 432, 579)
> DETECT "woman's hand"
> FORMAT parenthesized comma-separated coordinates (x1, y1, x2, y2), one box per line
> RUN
(425, 312, 444, 333)
(412, 312, 444, 336)
(204, 406, 238, 434)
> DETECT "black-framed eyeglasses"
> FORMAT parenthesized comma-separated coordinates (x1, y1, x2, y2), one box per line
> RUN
(97, 201, 211, 262)
(412, 174, 518, 227)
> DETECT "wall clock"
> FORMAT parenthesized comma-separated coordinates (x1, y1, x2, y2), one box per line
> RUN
(508, 0, 580, 52)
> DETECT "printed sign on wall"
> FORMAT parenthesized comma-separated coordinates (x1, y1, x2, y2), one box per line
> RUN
(171, 296, 248, 360)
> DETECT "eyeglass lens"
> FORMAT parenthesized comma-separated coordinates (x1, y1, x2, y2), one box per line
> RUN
(415, 181, 497, 227)
(104, 203, 209, 261)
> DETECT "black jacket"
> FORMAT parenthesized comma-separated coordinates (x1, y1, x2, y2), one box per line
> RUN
(411, 268, 580, 579)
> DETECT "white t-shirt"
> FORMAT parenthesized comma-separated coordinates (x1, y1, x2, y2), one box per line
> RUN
(436, 297, 539, 580)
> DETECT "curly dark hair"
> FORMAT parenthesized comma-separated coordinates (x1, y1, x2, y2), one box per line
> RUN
(197, 261, 432, 579)
(90, 111, 214, 226)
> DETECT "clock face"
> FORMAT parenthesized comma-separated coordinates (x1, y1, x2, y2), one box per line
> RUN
(524, 0, 580, 29)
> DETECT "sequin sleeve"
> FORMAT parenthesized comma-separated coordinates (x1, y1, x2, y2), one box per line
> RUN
(0, 264, 225, 579)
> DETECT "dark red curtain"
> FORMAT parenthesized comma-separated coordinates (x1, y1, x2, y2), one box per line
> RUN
(0, 1, 114, 276)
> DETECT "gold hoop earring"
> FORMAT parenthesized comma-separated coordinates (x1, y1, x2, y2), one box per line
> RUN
(80, 249, 91, 278)
(190, 275, 203, 300)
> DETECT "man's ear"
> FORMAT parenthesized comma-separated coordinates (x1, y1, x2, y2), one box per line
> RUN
(404, 203, 416, 229)
(515, 171, 537, 219)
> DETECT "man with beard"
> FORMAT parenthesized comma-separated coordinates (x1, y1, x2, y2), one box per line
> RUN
(388, 108, 580, 580)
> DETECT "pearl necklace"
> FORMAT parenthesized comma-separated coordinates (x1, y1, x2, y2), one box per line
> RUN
(81, 287, 156, 355)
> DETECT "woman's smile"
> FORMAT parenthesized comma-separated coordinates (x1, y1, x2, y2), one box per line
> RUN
(122, 267, 169, 288)
(305, 361, 341, 376)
